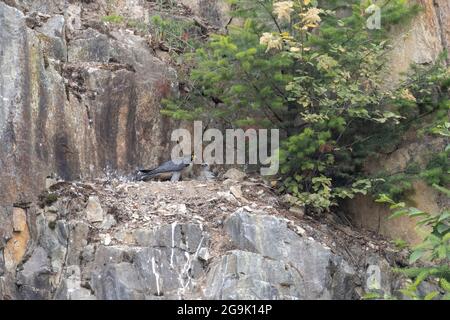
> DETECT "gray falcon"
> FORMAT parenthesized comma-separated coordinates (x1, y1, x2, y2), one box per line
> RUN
(136, 154, 194, 182)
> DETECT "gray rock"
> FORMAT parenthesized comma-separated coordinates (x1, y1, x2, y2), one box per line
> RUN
(0, 251, 5, 276)
(18, 0, 65, 14)
(37, 216, 68, 275)
(45, 205, 58, 214)
(91, 246, 136, 271)
(66, 221, 90, 266)
(0, 275, 19, 300)
(45, 177, 58, 190)
(133, 247, 179, 298)
(114, 229, 135, 245)
(81, 244, 96, 263)
(198, 247, 211, 262)
(224, 211, 358, 299)
(37, 15, 65, 38)
(85, 196, 104, 223)
(0, 206, 13, 248)
(11, 214, 68, 299)
(133, 244, 207, 299)
(89, 221, 211, 300)
(101, 214, 117, 230)
(179, 0, 231, 29)
(16, 246, 52, 300)
(92, 262, 145, 300)
(36, 14, 66, 61)
(101, 233, 112, 246)
(364, 255, 400, 298)
(65, 3, 82, 36)
(205, 250, 304, 300)
(1, 199, 402, 301)
(229, 185, 248, 203)
(289, 206, 305, 217)
(55, 265, 96, 300)
(134, 223, 207, 254)
(223, 168, 246, 182)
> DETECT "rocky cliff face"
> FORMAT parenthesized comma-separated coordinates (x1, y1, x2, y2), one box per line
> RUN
(387, 0, 449, 84)
(0, 0, 448, 300)
(0, 0, 185, 206)
(346, 0, 450, 244)
(0, 176, 407, 300)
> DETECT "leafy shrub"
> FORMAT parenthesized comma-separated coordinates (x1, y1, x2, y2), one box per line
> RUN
(377, 185, 450, 300)
(162, 0, 449, 213)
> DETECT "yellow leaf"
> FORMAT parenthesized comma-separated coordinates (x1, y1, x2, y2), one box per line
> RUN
(300, 7, 322, 26)
(273, 1, 294, 23)
(260, 33, 283, 52)
(280, 32, 292, 39)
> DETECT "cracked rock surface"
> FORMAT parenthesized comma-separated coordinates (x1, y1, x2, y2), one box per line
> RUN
(1, 0, 447, 300)
(0, 177, 407, 300)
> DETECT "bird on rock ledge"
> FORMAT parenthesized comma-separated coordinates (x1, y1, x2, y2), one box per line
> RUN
(136, 154, 194, 182)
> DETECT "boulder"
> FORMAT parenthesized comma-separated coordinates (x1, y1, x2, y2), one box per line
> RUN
(3, 209, 30, 272)
(55, 266, 96, 300)
(179, 0, 231, 29)
(16, 247, 52, 300)
(101, 214, 117, 230)
(12, 208, 27, 232)
(85, 196, 104, 223)
(92, 262, 145, 300)
(36, 216, 68, 276)
(92, 223, 210, 299)
(205, 250, 305, 299)
(0, 207, 13, 249)
(66, 221, 90, 266)
(223, 211, 358, 299)
(223, 168, 246, 182)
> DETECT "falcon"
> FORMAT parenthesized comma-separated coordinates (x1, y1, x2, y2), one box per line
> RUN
(136, 154, 194, 182)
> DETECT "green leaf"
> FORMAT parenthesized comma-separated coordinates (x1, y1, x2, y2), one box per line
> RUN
(413, 270, 430, 287)
(438, 210, 450, 223)
(424, 291, 439, 300)
(440, 278, 450, 291)
(389, 209, 409, 220)
(408, 208, 427, 218)
(390, 202, 406, 210)
(375, 194, 395, 205)
(437, 223, 450, 234)
(427, 234, 441, 245)
(443, 232, 450, 243)
(433, 184, 450, 197)
(437, 245, 447, 259)
(409, 250, 425, 264)
(417, 217, 437, 227)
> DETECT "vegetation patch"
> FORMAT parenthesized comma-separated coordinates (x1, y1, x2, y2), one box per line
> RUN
(163, 0, 449, 213)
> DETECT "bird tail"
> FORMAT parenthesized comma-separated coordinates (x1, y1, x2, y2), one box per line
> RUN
(138, 168, 156, 174)
(135, 170, 158, 181)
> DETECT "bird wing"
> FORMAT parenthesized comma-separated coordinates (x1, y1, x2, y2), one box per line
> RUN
(140, 159, 189, 175)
